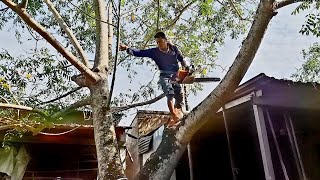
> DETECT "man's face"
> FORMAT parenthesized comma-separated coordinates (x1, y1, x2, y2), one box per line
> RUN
(155, 38, 167, 49)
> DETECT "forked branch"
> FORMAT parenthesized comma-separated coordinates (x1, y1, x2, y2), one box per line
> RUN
(1, 0, 99, 84)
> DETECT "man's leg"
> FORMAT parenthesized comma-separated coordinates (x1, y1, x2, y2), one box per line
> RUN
(167, 94, 179, 120)
(173, 83, 184, 118)
(159, 77, 179, 121)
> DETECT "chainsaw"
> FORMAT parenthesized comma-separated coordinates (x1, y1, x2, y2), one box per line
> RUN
(176, 65, 221, 84)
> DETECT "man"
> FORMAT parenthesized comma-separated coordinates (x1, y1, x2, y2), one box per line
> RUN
(119, 32, 187, 126)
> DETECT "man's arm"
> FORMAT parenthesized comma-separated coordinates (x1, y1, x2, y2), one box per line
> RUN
(119, 44, 153, 58)
(174, 46, 187, 68)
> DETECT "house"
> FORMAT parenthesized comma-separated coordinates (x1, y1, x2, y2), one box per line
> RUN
(1, 73, 320, 179)
(0, 111, 130, 179)
(126, 73, 320, 180)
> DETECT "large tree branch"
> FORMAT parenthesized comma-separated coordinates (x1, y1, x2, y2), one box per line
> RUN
(93, 0, 109, 72)
(36, 87, 82, 106)
(1, 0, 99, 84)
(0, 103, 48, 118)
(112, 93, 166, 112)
(19, 0, 28, 9)
(0, 124, 16, 131)
(44, 0, 90, 67)
(137, 0, 277, 179)
(51, 97, 91, 119)
(274, 0, 302, 9)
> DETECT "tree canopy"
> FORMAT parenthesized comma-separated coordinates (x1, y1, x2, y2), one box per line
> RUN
(0, 0, 319, 179)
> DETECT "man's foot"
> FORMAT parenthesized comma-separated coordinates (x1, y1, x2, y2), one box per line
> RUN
(175, 108, 184, 119)
(167, 115, 181, 128)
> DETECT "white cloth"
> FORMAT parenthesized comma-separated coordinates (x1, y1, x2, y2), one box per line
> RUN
(0, 146, 30, 180)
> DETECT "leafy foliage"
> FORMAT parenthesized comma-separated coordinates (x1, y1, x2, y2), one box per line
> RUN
(0, 48, 88, 109)
(291, 43, 320, 82)
(292, 1, 320, 37)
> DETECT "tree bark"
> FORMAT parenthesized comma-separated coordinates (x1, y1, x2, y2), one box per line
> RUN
(93, 0, 109, 72)
(90, 76, 126, 180)
(90, 0, 125, 179)
(136, 1, 276, 179)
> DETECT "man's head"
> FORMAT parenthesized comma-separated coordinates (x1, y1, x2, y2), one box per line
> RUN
(154, 31, 168, 49)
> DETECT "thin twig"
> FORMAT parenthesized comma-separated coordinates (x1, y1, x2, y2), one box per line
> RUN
(227, 0, 246, 20)
(67, 0, 117, 27)
(36, 87, 82, 106)
(156, 0, 160, 31)
(107, 0, 121, 109)
(142, 0, 196, 48)
(0, 96, 10, 103)
(0, 7, 9, 11)
(112, 93, 166, 112)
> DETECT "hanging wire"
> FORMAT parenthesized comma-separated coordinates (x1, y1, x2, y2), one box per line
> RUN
(107, 0, 121, 109)
(39, 126, 81, 136)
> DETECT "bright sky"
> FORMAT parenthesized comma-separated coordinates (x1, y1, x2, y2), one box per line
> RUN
(0, 3, 318, 126)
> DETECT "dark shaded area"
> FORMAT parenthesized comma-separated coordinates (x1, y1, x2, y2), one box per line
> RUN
(24, 144, 97, 180)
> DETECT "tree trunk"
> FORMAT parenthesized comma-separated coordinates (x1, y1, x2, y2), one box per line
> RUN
(136, 1, 276, 179)
(90, 75, 126, 180)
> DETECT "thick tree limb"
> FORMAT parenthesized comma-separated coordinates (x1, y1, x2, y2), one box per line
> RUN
(44, 0, 90, 67)
(0, 124, 16, 131)
(0, 103, 32, 111)
(0, 103, 48, 118)
(93, 0, 109, 72)
(112, 93, 166, 112)
(1, 0, 99, 84)
(36, 87, 82, 106)
(19, 0, 28, 9)
(137, 0, 277, 179)
(51, 97, 91, 119)
(274, 0, 302, 9)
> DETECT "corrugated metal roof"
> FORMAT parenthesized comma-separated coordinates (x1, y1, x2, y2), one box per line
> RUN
(136, 110, 170, 137)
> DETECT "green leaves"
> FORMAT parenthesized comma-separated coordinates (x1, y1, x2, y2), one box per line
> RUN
(300, 13, 320, 37)
(0, 48, 86, 108)
(292, 43, 320, 83)
(293, 1, 320, 37)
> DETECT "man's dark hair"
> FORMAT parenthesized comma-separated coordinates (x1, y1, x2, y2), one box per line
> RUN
(154, 31, 167, 39)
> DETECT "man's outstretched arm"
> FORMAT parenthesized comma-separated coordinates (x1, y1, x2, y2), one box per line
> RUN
(119, 44, 152, 58)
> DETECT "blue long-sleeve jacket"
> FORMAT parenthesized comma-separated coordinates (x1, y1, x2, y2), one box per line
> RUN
(127, 44, 184, 74)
